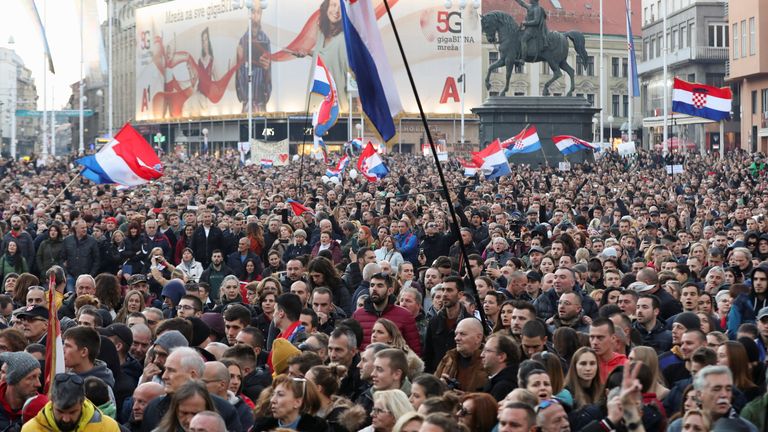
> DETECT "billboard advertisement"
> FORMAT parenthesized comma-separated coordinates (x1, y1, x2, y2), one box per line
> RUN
(135, 0, 481, 125)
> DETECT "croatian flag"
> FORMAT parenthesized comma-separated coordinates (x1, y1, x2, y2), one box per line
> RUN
(459, 159, 480, 177)
(672, 78, 732, 122)
(286, 199, 314, 216)
(43, 274, 64, 393)
(260, 159, 274, 168)
(327, 155, 350, 177)
(312, 56, 340, 137)
(625, 0, 640, 97)
(77, 123, 163, 187)
(313, 135, 329, 162)
(342, 0, 402, 141)
(357, 141, 389, 182)
(503, 126, 542, 155)
(473, 139, 511, 179)
(552, 135, 594, 155)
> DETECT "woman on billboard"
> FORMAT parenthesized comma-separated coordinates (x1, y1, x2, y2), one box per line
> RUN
(314, 0, 351, 112)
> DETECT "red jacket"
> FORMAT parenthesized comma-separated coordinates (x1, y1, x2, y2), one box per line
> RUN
(353, 297, 422, 356)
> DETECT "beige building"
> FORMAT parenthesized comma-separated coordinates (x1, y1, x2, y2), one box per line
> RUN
(727, 0, 768, 152)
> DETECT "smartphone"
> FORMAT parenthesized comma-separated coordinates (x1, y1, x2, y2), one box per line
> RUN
(122, 264, 133, 276)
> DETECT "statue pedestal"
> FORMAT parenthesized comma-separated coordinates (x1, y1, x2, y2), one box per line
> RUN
(472, 96, 600, 166)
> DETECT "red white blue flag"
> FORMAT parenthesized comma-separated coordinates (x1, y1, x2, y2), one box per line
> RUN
(312, 56, 340, 137)
(552, 135, 596, 155)
(357, 141, 389, 182)
(327, 155, 350, 177)
(76, 123, 163, 187)
(672, 78, 732, 122)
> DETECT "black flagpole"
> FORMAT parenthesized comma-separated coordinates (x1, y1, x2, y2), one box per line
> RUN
(382, 0, 488, 333)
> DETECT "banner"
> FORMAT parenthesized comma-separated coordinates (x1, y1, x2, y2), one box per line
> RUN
(135, 0, 481, 122)
(251, 139, 290, 166)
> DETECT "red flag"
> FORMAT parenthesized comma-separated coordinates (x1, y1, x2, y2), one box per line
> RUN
(286, 199, 314, 216)
(44, 274, 65, 394)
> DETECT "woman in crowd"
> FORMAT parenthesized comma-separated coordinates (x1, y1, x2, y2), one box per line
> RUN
(493, 300, 515, 335)
(252, 291, 277, 339)
(629, 346, 669, 400)
(717, 340, 760, 402)
(95, 273, 122, 318)
(456, 393, 497, 432)
(306, 364, 360, 432)
(2, 273, 18, 298)
(283, 229, 312, 262)
(0, 240, 27, 280)
(176, 247, 204, 283)
(392, 412, 424, 432)
(564, 347, 603, 408)
(35, 223, 64, 278)
(409, 374, 446, 411)
(246, 222, 266, 258)
(102, 229, 129, 275)
(370, 318, 424, 378)
(522, 367, 554, 404)
(482, 291, 503, 329)
(12, 273, 39, 309)
(215, 275, 245, 312)
(115, 290, 145, 323)
(173, 224, 196, 265)
(261, 250, 285, 279)
(251, 374, 328, 431)
(221, 359, 255, 409)
(123, 222, 147, 272)
(240, 257, 262, 283)
(312, 232, 343, 265)
(375, 236, 404, 274)
(366, 389, 413, 432)
(307, 257, 351, 316)
(532, 351, 572, 406)
(539, 255, 556, 275)
(270, 223, 294, 260)
(154, 380, 216, 432)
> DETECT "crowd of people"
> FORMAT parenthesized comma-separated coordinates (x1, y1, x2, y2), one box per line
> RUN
(0, 146, 766, 432)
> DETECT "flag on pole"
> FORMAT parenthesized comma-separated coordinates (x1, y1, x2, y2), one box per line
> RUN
(472, 140, 511, 179)
(503, 126, 542, 155)
(76, 123, 163, 187)
(311, 56, 340, 137)
(44, 274, 65, 394)
(552, 135, 596, 155)
(286, 199, 314, 216)
(357, 141, 389, 182)
(341, 0, 402, 141)
(459, 159, 480, 177)
(625, 0, 640, 97)
(672, 78, 732, 122)
(21, 0, 55, 74)
(326, 155, 350, 177)
(313, 135, 328, 163)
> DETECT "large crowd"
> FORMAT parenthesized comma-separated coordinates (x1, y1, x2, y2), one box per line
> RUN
(0, 146, 766, 432)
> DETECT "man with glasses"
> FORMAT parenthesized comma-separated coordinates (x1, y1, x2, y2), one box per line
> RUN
(16, 305, 49, 345)
(24, 372, 120, 431)
(202, 361, 255, 431)
(481, 334, 519, 401)
(176, 295, 203, 318)
(142, 308, 164, 335)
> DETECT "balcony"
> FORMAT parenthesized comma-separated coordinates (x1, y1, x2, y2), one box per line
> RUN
(638, 46, 728, 75)
(695, 46, 728, 61)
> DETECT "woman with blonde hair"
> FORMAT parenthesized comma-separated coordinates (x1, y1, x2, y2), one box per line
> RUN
(115, 289, 145, 323)
(629, 346, 669, 400)
(371, 318, 424, 378)
(364, 389, 414, 432)
(392, 412, 424, 432)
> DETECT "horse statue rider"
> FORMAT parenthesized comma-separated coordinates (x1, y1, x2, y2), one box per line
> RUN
(516, 0, 549, 63)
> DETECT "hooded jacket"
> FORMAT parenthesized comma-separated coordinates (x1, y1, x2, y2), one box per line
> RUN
(77, 360, 115, 388)
(22, 399, 120, 432)
(0, 381, 23, 432)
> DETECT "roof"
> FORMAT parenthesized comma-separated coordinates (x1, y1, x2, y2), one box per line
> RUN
(482, 0, 642, 37)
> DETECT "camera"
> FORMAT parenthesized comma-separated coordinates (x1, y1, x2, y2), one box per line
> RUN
(445, 377, 461, 391)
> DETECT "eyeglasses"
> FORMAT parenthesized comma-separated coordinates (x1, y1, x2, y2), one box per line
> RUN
(55, 373, 84, 386)
(536, 399, 560, 414)
(371, 407, 391, 416)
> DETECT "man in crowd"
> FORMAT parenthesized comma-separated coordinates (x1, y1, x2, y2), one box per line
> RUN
(123, 382, 164, 432)
(0, 351, 41, 430)
(633, 294, 672, 353)
(423, 276, 471, 372)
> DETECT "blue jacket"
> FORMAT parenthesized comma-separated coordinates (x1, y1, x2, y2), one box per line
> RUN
(393, 230, 419, 264)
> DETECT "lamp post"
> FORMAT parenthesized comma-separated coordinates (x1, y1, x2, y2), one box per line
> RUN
(444, 0, 480, 148)
(592, 117, 598, 143)
(607, 115, 614, 144)
(202, 127, 209, 156)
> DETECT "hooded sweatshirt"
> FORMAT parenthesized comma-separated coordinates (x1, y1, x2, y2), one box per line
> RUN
(23, 399, 120, 432)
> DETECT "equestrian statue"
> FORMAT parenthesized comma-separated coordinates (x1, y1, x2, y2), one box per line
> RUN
(482, 0, 589, 97)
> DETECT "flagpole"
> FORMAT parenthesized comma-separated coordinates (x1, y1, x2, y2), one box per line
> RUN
(599, 0, 604, 145)
(719, 120, 724, 159)
(662, 0, 668, 155)
(44, 173, 82, 211)
(382, 0, 488, 332)
(627, 0, 633, 150)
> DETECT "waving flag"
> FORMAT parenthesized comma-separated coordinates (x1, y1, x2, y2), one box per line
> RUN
(312, 56, 340, 137)
(625, 0, 640, 97)
(357, 141, 389, 182)
(327, 155, 350, 177)
(503, 126, 542, 155)
(313, 135, 329, 163)
(552, 135, 594, 155)
(341, 0, 402, 141)
(260, 159, 274, 168)
(287, 199, 314, 216)
(77, 123, 163, 187)
(22, 0, 55, 73)
(672, 78, 732, 122)
(459, 159, 480, 177)
(44, 274, 65, 393)
(472, 140, 511, 179)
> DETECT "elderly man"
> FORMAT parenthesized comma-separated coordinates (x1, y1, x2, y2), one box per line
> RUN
(123, 382, 164, 432)
(435, 318, 488, 392)
(141, 347, 241, 432)
(189, 411, 227, 432)
(202, 362, 254, 431)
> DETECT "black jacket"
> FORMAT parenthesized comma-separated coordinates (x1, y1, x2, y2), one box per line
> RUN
(481, 364, 518, 401)
(251, 414, 330, 432)
(61, 234, 100, 277)
(190, 225, 225, 268)
(241, 366, 272, 402)
(141, 393, 242, 432)
(423, 305, 472, 373)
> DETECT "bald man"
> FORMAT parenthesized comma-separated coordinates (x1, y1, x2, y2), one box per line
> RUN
(124, 382, 164, 431)
(434, 318, 488, 392)
(189, 411, 226, 432)
(202, 361, 255, 431)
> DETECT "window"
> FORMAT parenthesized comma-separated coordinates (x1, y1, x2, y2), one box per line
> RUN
(762, 89, 768, 114)
(742, 20, 747, 56)
(681, 24, 688, 48)
(612, 94, 620, 116)
(648, 38, 654, 60)
(688, 23, 694, 47)
(513, 91, 526, 96)
(733, 23, 739, 58)
(671, 29, 677, 51)
(586, 94, 595, 107)
(708, 24, 728, 48)
(644, 39, 650, 61)
(752, 90, 757, 115)
(612, 57, 620, 77)
(489, 51, 499, 64)
(706, 73, 724, 88)
(489, 91, 499, 97)
(688, 73, 696, 83)
(656, 35, 661, 57)
(750, 17, 756, 55)
(577, 56, 594, 76)
(623, 95, 629, 117)
(622, 58, 629, 78)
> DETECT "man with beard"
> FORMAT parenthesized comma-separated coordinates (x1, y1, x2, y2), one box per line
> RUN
(139, 330, 188, 385)
(632, 295, 672, 353)
(423, 276, 472, 373)
(24, 372, 120, 431)
(2, 215, 34, 269)
(0, 352, 41, 430)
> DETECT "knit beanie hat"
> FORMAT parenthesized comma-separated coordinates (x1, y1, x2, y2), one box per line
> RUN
(674, 312, 701, 331)
(154, 330, 189, 351)
(271, 338, 300, 377)
(0, 351, 41, 385)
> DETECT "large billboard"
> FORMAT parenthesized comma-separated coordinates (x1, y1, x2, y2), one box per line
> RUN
(135, 0, 481, 124)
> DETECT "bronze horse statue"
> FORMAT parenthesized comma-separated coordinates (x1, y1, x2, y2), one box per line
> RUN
(481, 10, 589, 97)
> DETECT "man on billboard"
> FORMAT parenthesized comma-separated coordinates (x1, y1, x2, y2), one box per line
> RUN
(237, 4, 272, 112)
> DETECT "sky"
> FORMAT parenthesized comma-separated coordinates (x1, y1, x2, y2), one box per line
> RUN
(0, 0, 107, 110)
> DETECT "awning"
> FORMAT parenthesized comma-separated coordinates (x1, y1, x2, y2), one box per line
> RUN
(642, 114, 715, 128)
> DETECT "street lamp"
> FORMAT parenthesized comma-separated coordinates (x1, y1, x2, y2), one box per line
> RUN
(444, 0, 480, 147)
(607, 115, 614, 144)
(592, 117, 598, 143)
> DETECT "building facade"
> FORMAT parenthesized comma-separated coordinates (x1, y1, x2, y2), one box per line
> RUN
(727, 0, 768, 152)
(0, 46, 40, 158)
(638, 0, 736, 154)
(482, 0, 642, 144)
